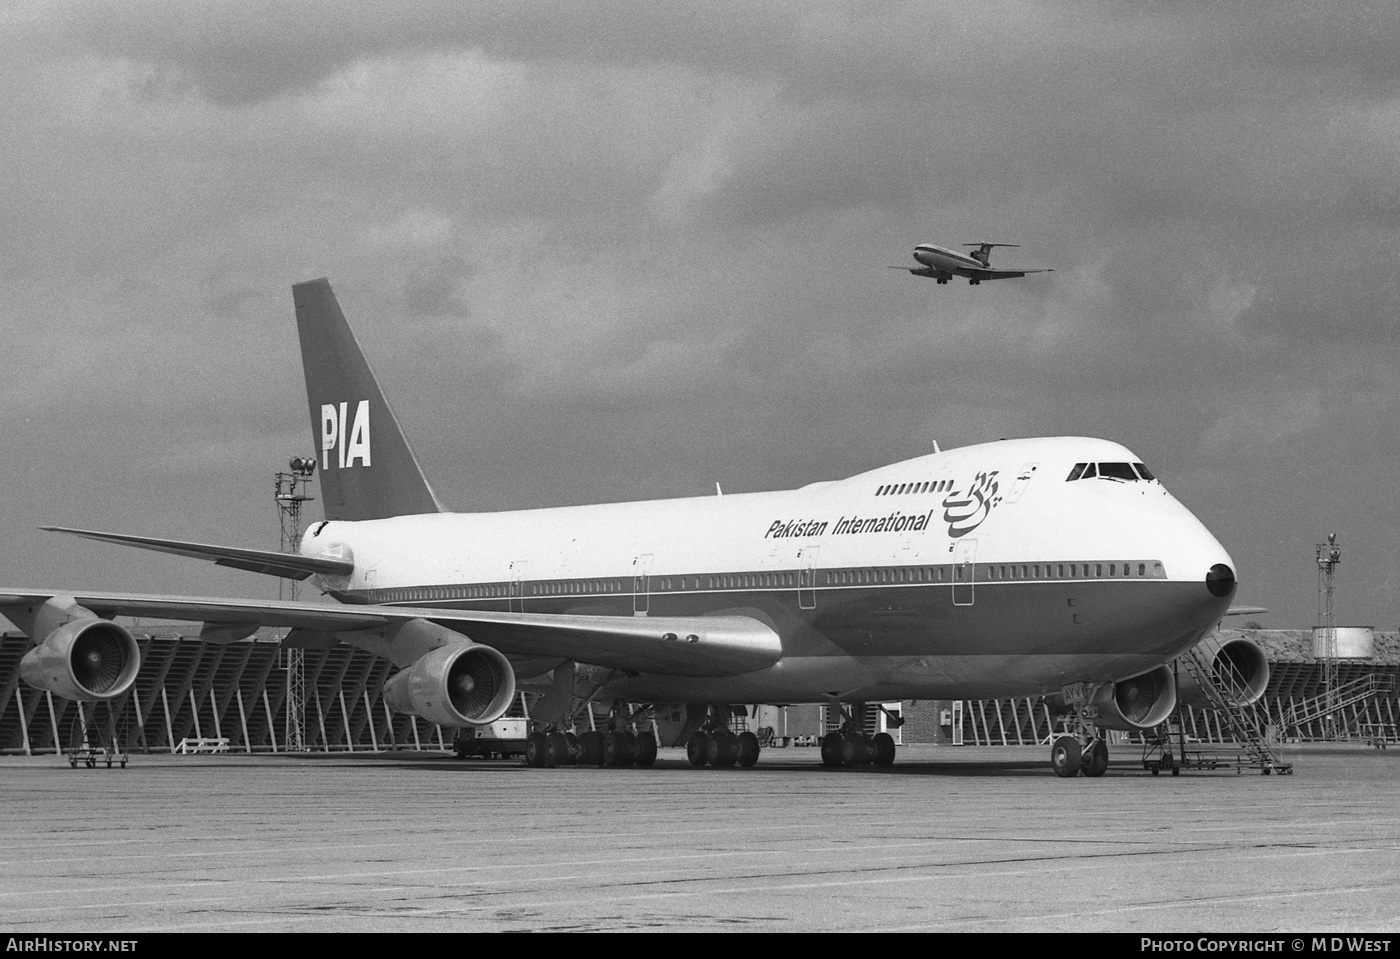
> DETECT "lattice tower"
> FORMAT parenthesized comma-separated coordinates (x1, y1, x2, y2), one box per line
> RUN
(1315, 533, 1342, 740)
(276, 458, 317, 751)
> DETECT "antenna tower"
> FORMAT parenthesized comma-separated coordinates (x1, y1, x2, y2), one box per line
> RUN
(276, 457, 317, 751)
(1315, 532, 1342, 739)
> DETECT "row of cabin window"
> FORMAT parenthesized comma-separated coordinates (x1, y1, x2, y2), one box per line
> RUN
(391, 582, 626, 600)
(823, 563, 1160, 586)
(986, 562, 1163, 580)
(386, 584, 512, 602)
(827, 567, 941, 585)
(875, 479, 955, 496)
(533, 580, 625, 595)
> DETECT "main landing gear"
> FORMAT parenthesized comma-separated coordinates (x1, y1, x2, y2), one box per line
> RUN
(686, 728, 762, 768)
(821, 729, 897, 767)
(685, 706, 762, 768)
(524, 727, 660, 768)
(524, 706, 659, 769)
(819, 704, 899, 768)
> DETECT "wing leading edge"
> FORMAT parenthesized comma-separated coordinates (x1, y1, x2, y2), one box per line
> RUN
(0, 589, 783, 677)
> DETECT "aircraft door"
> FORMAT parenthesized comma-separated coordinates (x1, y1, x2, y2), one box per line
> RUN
(509, 561, 527, 612)
(633, 553, 652, 615)
(1005, 462, 1039, 504)
(952, 539, 976, 606)
(798, 545, 819, 610)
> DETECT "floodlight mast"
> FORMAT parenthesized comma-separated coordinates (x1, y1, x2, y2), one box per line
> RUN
(276, 457, 317, 752)
(1315, 533, 1341, 739)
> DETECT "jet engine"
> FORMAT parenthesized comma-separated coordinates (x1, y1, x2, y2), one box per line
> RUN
(20, 617, 141, 702)
(382, 642, 517, 727)
(1177, 633, 1269, 709)
(1089, 664, 1177, 731)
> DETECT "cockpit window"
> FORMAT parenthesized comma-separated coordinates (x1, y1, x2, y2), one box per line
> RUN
(1066, 461, 1158, 482)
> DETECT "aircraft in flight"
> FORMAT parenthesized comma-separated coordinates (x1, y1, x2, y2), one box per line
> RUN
(2, 279, 1264, 777)
(898, 242, 1053, 285)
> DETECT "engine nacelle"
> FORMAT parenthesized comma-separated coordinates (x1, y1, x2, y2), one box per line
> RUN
(20, 618, 141, 702)
(1089, 665, 1177, 731)
(1177, 634, 1269, 709)
(382, 643, 517, 727)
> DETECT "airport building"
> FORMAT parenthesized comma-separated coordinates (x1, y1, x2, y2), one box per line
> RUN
(1, 627, 1395, 756)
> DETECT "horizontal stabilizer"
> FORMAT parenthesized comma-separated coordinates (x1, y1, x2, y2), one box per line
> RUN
(41, 527, 354, 581)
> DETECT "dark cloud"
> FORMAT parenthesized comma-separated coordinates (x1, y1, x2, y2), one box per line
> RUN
(1, 1, 1397, 628)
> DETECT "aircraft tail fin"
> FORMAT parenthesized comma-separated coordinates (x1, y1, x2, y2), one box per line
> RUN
(292, 279, 445, 521)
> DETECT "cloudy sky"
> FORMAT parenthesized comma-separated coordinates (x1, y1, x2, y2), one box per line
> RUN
(1, 1, 1397, 631)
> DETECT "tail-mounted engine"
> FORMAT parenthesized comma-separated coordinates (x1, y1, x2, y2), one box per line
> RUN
(1089, 664, 1177, 731)
(1177, 633, 1269, 709)
(18, 602, 141, 702)
(382, 642, 517, 727)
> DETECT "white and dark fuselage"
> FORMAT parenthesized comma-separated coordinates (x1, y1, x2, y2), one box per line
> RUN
(914, 244, 993, 274)
(304, 436, 1236, 705)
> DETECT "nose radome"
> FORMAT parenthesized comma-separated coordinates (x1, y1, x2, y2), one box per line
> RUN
(1206, 563, 1236, 598)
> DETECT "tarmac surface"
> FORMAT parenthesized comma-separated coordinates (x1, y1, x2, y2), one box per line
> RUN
(2, 742, 1398, 933)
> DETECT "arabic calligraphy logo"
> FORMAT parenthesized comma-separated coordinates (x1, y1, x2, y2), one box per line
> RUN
(942, 470, 1002, 538)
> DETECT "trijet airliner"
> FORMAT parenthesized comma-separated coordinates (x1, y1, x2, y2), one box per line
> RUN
(899, 242, 1053, 285)
(2, 279, 1265, 777)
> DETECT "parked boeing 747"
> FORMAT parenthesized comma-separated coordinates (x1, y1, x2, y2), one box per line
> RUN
(898, 242, 1052, 285)
(2, 279, 1264, 777)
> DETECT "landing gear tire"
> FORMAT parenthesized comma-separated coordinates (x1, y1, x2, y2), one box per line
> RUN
(686, 732, 711, 767)
(1051, 735, 1082, 778)
(1083, 740, 1109, 778)
(634, 731, 658, 768)
(604, 730, 636, 767)
(736, 731, 760, 768)
(578, 730, 605, 766)
(708, 730, 739, 767)
(547, 732, 571, 766)
(872, 732, 896, 766)
(840, 733, 867, 767)
(525, 732, 551, 768)
(820, 732, 843, 767)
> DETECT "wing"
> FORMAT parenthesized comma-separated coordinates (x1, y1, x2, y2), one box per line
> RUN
(41, 527, 353, 581)
(0, 589, 782, 676)
(894, 266, 953, 281)
(962, 267, 1053, 280)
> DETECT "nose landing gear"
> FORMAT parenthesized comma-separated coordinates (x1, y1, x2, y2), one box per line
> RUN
(1050, 732, 1110, 778)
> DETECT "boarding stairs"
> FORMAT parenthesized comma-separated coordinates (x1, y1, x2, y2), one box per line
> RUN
(1279, 674, 1395, 739)
(1178, 644, 1292, 775)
